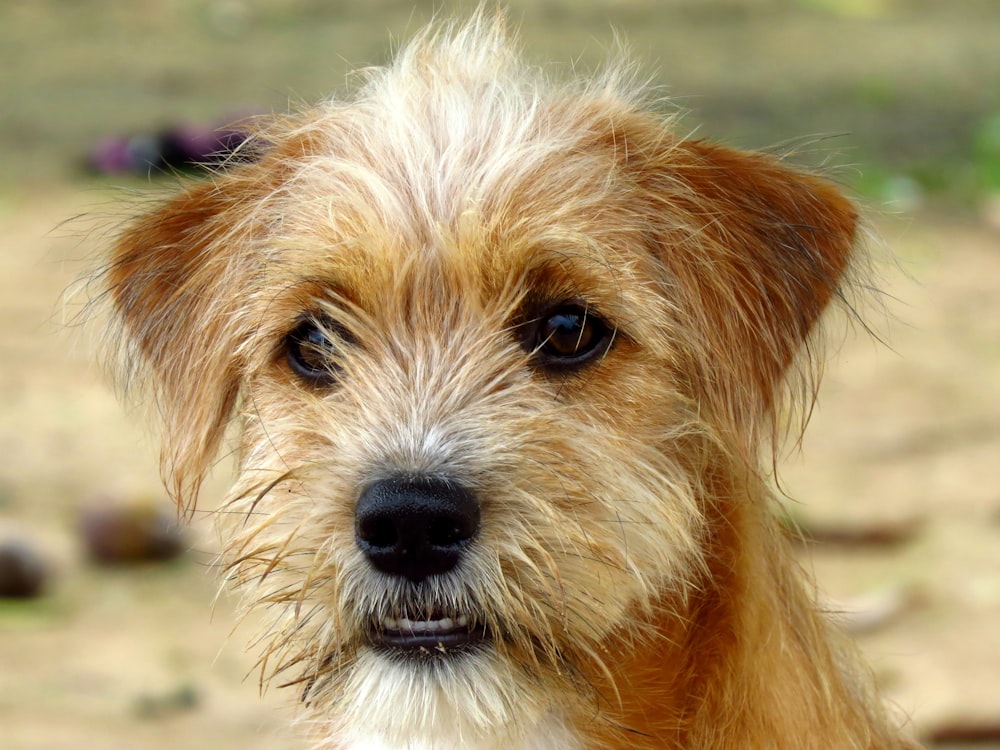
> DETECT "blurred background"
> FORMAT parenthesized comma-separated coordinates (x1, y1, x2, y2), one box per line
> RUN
(1, 1, 998, 748)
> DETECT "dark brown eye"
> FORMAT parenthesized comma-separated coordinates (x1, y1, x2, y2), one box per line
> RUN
(285, 317, 350, 386)
(530, 304, 613, 370)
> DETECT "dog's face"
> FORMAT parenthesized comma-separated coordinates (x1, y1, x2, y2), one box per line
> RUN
(104, 19, 858, 750)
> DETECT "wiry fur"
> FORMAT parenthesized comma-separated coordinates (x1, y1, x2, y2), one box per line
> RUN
(99, 13, 920, 750)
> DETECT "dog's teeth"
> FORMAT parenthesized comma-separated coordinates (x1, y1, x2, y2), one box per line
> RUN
(380, 615, 468, 633)
(399, 617, 442, 633)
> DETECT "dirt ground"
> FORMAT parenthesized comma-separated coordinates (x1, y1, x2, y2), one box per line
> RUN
(1, 2, 999, 748)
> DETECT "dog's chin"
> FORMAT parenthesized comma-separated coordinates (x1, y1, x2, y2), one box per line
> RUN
(328, 646, 582, 750)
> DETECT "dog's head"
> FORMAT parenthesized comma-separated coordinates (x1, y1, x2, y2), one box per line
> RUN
(103, 16, 859, 748)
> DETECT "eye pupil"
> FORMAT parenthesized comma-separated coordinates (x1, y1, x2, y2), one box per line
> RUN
(530, 304, 611, 369)
(285, 318, 345, 385)
(541, 312, 592, 357)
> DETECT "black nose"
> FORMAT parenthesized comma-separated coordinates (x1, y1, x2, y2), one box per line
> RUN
(354, 476, 480, 583)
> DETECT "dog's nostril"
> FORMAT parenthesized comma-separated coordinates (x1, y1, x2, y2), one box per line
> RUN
(358, 516, 400, 549)
(427, 517, 467, 547)
(354, 476, 480, 583)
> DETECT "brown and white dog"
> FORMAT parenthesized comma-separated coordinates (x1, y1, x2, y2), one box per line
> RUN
(101, 14, 919, 750)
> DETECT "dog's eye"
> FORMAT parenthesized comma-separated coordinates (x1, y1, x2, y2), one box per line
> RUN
(284, 317, 349, 386)
(530, 304, 613, 370)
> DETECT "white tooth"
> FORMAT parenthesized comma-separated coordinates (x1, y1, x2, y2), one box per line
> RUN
(380, 613, 469, 635)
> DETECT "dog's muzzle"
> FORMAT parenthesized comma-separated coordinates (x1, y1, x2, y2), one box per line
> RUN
(355, 475, 485, 653)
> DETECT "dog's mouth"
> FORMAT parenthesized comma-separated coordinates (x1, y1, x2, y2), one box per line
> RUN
(368, 610, 488, 654)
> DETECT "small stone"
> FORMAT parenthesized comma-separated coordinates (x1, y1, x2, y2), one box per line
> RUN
(0, 539, 49, 598)
(80, 500, 185, 565)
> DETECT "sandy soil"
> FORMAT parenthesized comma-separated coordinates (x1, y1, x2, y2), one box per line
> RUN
(0, 180, 997, 749)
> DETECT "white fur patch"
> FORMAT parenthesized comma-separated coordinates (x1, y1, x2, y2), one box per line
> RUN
(318, 649, 583, 750)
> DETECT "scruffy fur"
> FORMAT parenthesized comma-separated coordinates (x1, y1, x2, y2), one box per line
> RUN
(101, 14, 920, 750)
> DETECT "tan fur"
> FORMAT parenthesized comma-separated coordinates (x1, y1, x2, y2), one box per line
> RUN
(100, 13, 921, 750)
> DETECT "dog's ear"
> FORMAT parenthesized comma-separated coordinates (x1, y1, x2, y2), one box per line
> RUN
(628, 134, 859, 439)
(106, 177, 257, 507)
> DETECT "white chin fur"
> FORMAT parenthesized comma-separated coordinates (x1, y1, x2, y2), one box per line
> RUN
(319, 648, 582, 750)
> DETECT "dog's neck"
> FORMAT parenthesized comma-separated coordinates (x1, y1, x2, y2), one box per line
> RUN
(579, 471, 906, 750)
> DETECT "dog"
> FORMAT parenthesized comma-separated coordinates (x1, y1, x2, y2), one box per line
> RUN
(100, 14, 921, 750)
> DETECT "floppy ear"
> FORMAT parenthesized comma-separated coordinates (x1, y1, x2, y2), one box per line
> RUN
(107, 178, 258, 507)
(630, 135, 859, 439)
